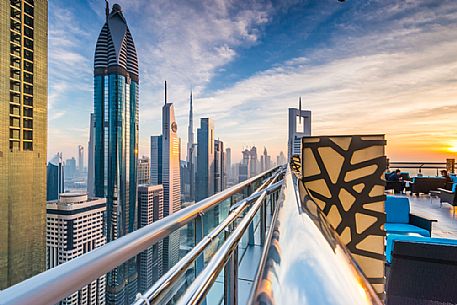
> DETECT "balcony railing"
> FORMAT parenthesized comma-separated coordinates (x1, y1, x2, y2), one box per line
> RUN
(0, 165, 382, 305)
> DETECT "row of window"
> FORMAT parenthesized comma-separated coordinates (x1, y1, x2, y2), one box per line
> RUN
(11, 1, 34, 16)
(9, 1, 35, 151)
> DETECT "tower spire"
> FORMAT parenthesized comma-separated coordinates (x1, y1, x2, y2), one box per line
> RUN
(164, 80, 167, 105)
(105, 0, 109, 20)
(187, 88, 194, 163)
(299, 96, 302, 123)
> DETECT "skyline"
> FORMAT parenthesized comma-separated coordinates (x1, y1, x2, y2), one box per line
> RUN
(49, 0, 457, 163)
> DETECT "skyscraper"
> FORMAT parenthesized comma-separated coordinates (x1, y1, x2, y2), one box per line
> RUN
(250, 146, 258, 177)
(288, 100, 311, 159)
(225, 147, 231, 181)
(239, 149, 251, 182)
(261, 147, 271, 172)
(0, 0, 47, 289)
(161, 98, 181, 271)
(277, 151, 286, 166)
(186, 91, 196, 201)
(138, 156, 150, 185)
(150, 135, 163, 185)
(77, 145, 84, 174)
(46, 193, 107, 304)
(87, 113, 96, 197)
(137, 185, 163, 293)
(214, 139, 225, 192)
(65, 157, 77, 179)
(93, 3, 139, 304)
(47, 153, 64, 201)
(196, 118, 215, 201)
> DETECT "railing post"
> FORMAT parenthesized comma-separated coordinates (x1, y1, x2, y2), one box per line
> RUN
(260, 198, 266, 246)
(194, 214, 204, 275)
(248, 184, 255, 246)
(224, 227, 238, 305)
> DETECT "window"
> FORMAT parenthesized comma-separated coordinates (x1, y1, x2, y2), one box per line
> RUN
(24, 27, 33, 39)
(24, 130, 33, 140)
(24, 3, 34, 16)
(10, 44, 21, 57)
(23, 142, 33, 151)
(10, 141, 20, 151)
(23, 107, 33, 118)
(23, 118, 33, 129)
(10, 80, 20, 92)
(10, 92, 20, 104)
(10, 117, 20, 128)
(10, 68, 20, 80)
(10, 32, 21, 44)
(24, 37, 33, 50)
(24, 15, 33, 27)
(24, 49, 33, 61)
(24, 95, 33, 106)
(10, 0, 21, 10)
(24, 84, 33, 95)
(10, 56, 21, 68)
(11, 7, 21, 20)
(10, 20, 21, 32)
(24, 61, 33, 72)
(10, 129, 20, 139)
(10, 105, 20, 116)
(24, 72, 33, 83)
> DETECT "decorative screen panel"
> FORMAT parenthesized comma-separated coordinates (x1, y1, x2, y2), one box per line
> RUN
(301, 135, 386, 296)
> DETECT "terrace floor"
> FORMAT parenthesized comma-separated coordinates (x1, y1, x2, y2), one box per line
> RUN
(392, 192, 457, 238)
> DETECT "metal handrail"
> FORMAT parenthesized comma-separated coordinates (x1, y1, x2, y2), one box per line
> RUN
(0, 167, 279, 305)
(250, 167, 382, 305)
(175, 173, 282, 305)
(133, 174, 283, 305)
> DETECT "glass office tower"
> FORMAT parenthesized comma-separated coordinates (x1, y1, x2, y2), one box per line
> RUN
(93, 4, 139, 304)
(0, 0, 47, 289)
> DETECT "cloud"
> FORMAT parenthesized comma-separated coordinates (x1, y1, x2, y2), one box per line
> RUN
(192, 0, 457, 160)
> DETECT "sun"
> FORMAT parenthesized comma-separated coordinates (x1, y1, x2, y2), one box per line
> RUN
(447, 142, 457, 153)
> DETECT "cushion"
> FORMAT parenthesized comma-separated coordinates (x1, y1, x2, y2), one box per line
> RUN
(384, 223, 430, 237)
(385, 196, 410, 224)
(386, 234, 457, 264)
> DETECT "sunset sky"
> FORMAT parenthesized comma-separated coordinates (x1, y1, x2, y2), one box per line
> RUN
(48, 0, 457, 163)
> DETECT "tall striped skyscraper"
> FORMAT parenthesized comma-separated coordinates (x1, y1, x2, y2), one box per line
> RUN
(93, 3, 139, 304)
(161, 101, 181, 272)
(0, 0, 48, 289)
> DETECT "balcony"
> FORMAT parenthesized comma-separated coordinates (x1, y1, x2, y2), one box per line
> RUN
(2, 135, 457, 305)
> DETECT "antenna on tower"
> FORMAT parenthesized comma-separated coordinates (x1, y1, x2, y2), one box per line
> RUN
(164, 80, 167, 105)
(105, 0, 109, 20)
(299, 96, 302, 124)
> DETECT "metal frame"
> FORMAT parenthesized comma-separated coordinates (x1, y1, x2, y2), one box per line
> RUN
(132, 176, 283, 305)
(175, 175, 281, 305)
(0, 168, 279, 305)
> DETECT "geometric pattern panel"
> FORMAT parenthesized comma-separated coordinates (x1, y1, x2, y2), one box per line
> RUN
(301, 135, 386, 296)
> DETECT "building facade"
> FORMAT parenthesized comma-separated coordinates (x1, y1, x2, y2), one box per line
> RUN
(239, 148, 251, 182)
(214, 139, 225, 192)
(150, 135, 163, 186)
(137, 185, 163, 293)
(160, 102, 181, 272)
(138, 156, 150, 185)
(87, 113, 95, 197)
(196, 118, 215, 201)
(0, 0, 48, 289)
(47, 153, 64, 201)
(288, 107, 311, 159)
(77, 145, 84, 173)
(93, 4, 139, 304)
(46, 193, 107, 305)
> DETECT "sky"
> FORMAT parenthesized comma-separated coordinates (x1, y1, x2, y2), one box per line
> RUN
(48, 0, 457, 164)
